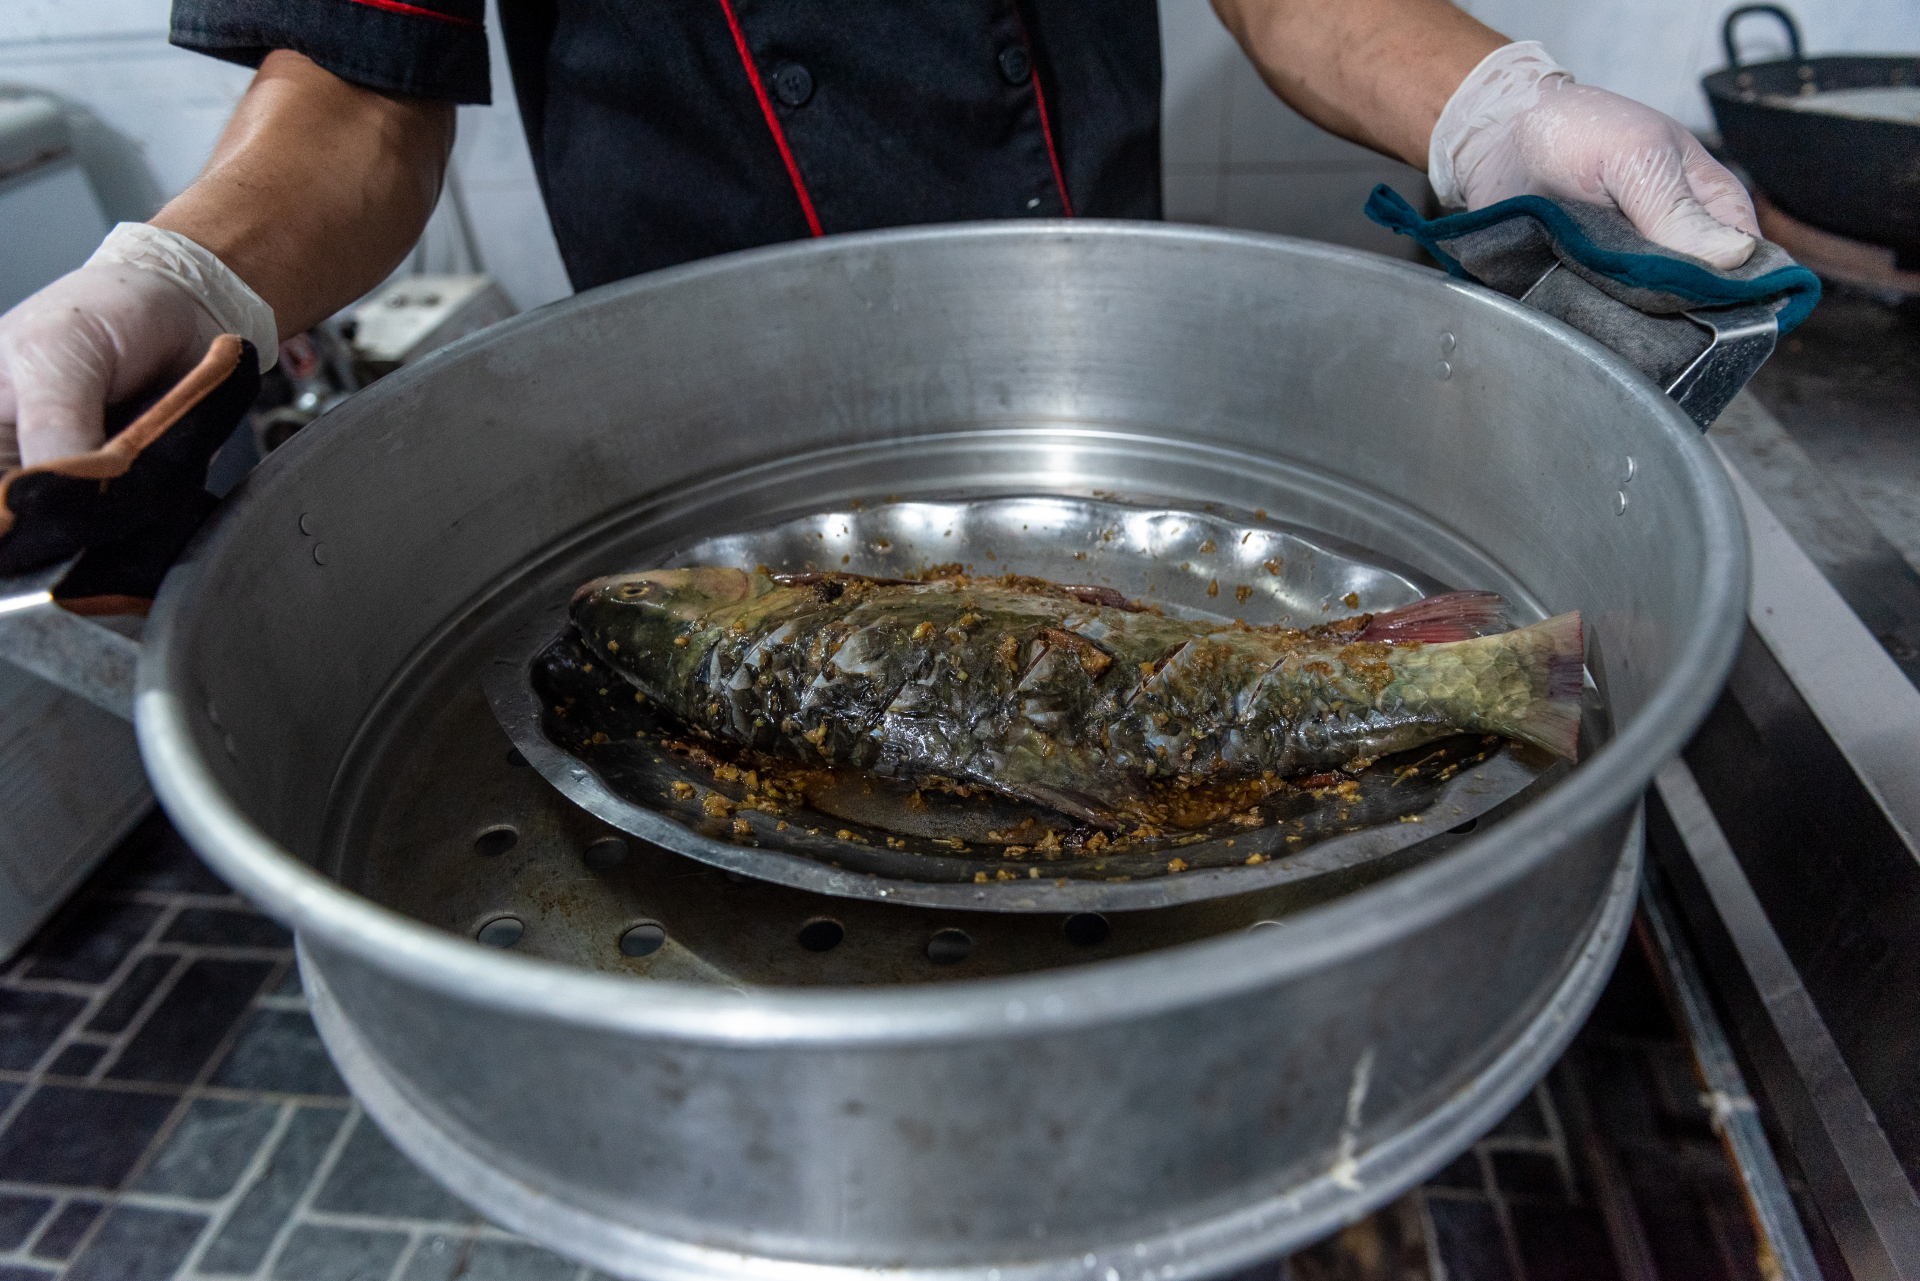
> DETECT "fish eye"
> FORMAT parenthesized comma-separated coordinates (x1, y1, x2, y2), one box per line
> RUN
(616, 583, 651, 599)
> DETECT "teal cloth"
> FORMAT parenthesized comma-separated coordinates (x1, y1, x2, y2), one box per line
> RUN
(1364, 185, 1820, 334)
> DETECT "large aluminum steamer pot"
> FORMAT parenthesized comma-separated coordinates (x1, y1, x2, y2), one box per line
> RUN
(136, 224, 1746, 1280)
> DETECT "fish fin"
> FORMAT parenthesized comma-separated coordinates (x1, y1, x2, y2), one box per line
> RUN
(1002, 782, 1125, 831)
(1505, 610, 1585, 761)
(1357, 591, 1509, 643)
(1059, 584, 1148, 613)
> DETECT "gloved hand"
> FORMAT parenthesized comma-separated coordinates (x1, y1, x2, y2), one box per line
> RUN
(1430, 42, 1761, 271)
(0, 223, 278, 471)
(0, 334, 261, 606)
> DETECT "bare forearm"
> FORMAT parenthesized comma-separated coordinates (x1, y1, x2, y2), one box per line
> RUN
(1210, 0, 1506, 168)
(151, 50, 454, 338)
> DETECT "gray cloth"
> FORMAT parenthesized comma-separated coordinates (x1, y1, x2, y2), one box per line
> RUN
(1364, 186, 1821, 392)
(1446, 205, 1801, 386)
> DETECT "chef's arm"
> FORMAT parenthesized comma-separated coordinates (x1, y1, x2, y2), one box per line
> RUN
(1209, 0, 1501, 171)
(1212, 0, 1762, 268)
(0, 50, 450, 469)
(153, 49, 454, 338)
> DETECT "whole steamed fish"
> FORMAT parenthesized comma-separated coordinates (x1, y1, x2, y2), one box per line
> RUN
(569, 568, 1582, 827)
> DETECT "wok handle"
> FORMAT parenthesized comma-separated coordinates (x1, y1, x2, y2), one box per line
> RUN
(1723, 4, 1803, 68)
(1666, 303, 1780, 431)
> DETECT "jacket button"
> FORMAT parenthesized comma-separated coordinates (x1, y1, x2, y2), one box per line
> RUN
(998, 46, 1031, 85)
(773, 62, 813, 107)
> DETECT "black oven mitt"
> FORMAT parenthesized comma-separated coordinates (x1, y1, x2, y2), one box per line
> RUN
(0, 335, 259, 615)
(1364, 186, 1821, 390)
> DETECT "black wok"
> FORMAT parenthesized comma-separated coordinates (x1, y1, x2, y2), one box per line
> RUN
(1704, 5, 1920, 268)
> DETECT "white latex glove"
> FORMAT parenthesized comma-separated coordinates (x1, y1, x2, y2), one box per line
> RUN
(1430, 42, 1761, 271)
(0, 224, 277, 472)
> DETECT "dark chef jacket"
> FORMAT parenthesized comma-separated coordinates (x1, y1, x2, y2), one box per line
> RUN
(168, 0, 1164, 290)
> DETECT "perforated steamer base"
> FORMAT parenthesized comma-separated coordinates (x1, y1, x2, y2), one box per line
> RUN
(324, 492, 1594, 985)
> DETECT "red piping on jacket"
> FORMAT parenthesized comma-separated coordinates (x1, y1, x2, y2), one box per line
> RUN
(343, 0, 480, 28)
(1011, 9, 1073, 217)
(715, 0, 825, 237)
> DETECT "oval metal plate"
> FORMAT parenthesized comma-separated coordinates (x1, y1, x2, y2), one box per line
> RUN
(483, 496, 1563, 912)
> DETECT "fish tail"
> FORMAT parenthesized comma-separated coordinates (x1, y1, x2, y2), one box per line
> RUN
(1512, 611, 1583, 759)
(1392, 610, 1585, 760)
(1479, 611, 1585, 760)
(1356, 590, 1508, 643)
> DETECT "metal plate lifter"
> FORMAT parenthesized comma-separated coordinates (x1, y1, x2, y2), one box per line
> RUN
(0, 559, 137, 720)
(1668, 303, 1781, 431)
(1519, 257, 1781, 432)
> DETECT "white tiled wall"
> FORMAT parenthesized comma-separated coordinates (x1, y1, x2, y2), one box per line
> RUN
(1, 0, 1914, 305)
(433, 0, 571, 311)
(1158, 0, 1431, 255)
(1, 1, 248, 209)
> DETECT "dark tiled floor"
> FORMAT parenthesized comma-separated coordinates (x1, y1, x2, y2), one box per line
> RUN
(0, 812, 1776, 1281)
(1729, 286, 1920, 689)
(0, 814, 588, 1281)
(1749, 289, 1920, 572)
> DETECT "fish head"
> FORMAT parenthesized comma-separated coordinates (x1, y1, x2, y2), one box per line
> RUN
(569, 567, 755, 676)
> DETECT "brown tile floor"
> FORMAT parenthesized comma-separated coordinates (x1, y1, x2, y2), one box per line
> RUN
(0, 814, 1778, 1281)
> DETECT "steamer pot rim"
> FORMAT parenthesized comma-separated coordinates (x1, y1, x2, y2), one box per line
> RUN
(135, 220, 1750, 1046)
